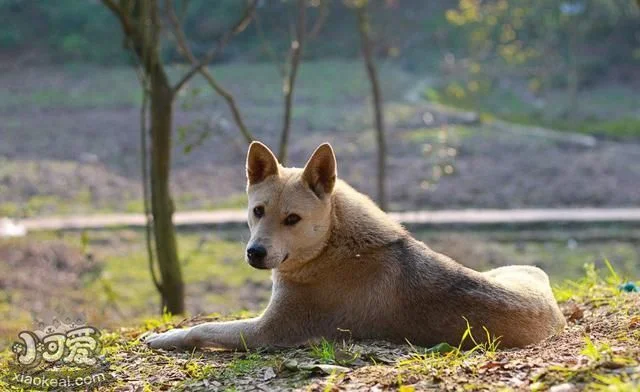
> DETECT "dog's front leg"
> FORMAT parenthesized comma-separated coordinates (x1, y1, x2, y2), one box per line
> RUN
(145, 317, 268, 351)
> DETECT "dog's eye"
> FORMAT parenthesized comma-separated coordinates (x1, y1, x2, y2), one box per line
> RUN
(283, 214, 301, 226)
(253, 206, 265, 218)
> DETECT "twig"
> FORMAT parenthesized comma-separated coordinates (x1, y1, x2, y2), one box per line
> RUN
(308, 0, 329, 39)
(172, 0, 258, 94)
(101, 0, 139, 44)
(356, 2, 387, 210)
(166, 0, 254, 143)
(125, 0, 163, 294)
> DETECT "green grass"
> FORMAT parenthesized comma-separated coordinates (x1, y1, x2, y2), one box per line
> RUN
(0, 229, 264, 344)
(205, 193, 247, 210)
(552, 260, 624, 304)
(82, 231, 261, 320)
(310, 338, 337, 364)
(0, 257, 638, 391)
(0, 61, 413, 113)
(414, 230, 640, 284)
(426, 80, 640, 139)
(400, 125, 474, 144)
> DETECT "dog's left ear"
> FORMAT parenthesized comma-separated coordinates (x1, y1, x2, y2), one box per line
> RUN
(302, 143, 337, 198)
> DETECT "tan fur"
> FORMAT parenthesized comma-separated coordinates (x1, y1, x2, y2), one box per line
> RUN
(145, 142, 566, 351)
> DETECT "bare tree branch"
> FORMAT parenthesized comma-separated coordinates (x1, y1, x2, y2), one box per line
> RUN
(308, 0, 329, 39)
(356, 2, 387, 210)
(101, 0, 139, 45)
(277, 0, 306, 164)
(166, 0, 254, 143)
(172, 0, 258, 94)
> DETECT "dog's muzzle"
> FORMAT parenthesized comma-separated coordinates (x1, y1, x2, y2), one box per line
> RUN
(246, 245, 269, 269)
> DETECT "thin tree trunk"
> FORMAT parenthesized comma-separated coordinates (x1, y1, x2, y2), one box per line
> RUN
(356, 4, 387, 211)
(278, 0, 306, 164)
(165, 0, 255, 144)
(566, 20, 579, 123)
(149, 68, 184, 315)
(103, 0, 258, 315)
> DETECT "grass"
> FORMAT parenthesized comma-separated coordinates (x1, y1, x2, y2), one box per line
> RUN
(0, 229, 267, 349)
(0, 60, 413, 112)
(0, 259, 638, 390)
(310, 338, 337, 364)
(82, 230, 263, 318)
(427, 79, 640, 139)
(415, 229, 640, 285)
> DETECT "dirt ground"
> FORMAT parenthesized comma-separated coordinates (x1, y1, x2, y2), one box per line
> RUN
(1, 65, 640, 217)
(2, 267, 637, 391)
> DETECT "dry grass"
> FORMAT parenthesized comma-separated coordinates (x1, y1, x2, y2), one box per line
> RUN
(1, 263, 638, 391)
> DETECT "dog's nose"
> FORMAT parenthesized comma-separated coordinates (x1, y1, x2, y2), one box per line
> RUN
(246, 245, 267, 267)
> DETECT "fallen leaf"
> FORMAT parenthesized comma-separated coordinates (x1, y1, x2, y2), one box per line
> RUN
(263, 366, 276, 380)
(479, 359, 508, 370)
(565, 304, 584, 322)
(299, 363, 351, 375)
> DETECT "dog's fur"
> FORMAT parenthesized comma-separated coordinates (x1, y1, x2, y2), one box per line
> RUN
(145, 142, 566, 351)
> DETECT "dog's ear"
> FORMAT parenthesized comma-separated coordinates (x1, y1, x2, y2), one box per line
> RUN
(302, 143, 337, 198)
(246, 142, 279, 185)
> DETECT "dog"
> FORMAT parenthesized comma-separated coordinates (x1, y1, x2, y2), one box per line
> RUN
(145, 141, 566, 351)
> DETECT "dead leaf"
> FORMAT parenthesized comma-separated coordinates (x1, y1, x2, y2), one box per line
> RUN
(263, 366, 276, 380)
(299, 363, 351, 375)
(565, 304, 584, 322)
(479, 359, 508, 370)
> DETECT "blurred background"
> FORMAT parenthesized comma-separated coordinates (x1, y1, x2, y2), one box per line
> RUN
(0, 0, 639, 344)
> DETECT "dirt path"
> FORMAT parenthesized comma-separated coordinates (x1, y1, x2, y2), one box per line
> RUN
(15, 208, 640, 232)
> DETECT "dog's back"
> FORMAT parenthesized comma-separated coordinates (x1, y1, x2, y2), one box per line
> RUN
(276, 179, 566, 348)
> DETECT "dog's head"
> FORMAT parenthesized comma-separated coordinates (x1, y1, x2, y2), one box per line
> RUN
(244, 141, 336, 270)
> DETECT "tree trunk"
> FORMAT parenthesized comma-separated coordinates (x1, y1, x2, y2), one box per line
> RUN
(357, 4, 387, 211)
(278, 0, 306, 164)
(149, 68, 184, 315)
(101, 0, 185, 315)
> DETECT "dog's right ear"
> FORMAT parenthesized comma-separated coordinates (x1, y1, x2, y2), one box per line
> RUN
(246, 142, 279, 185)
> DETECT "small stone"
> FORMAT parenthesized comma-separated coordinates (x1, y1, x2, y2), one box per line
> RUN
(263, 366, 276, 381)
(549, 383, 577, 392)
(618, 282, 639, 293)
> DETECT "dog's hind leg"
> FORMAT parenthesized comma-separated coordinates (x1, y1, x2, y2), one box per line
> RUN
(482, 265, 566, 336)
(484, 265, 550, 284)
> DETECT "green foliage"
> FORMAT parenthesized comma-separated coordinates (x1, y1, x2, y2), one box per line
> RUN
(444, 0, 640, 112)
(2, 0, 637, 75)
(553, 260, 625, 304)
(581, 335, 611, 363)
(310, 338, 337, 364)
(0, 0, 127, 62)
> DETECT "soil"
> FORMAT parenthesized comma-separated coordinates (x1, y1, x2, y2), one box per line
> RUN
(2, 99, 640, 216)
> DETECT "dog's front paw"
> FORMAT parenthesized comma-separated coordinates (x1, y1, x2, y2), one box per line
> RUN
(144, 328, 192, 350)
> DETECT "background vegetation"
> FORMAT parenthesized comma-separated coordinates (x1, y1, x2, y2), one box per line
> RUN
(0, 1, 639, 390)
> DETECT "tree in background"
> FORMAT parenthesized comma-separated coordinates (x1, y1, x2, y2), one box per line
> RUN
(277, 0, 306, 164)
(445, 0, 639, 120)
(255, 0, 328, 164)
(347, 0, 387, 210)
(101, 0, 256, 315)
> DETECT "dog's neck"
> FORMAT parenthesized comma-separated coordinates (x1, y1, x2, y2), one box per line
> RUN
(275, 180, 407, 284)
